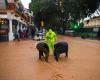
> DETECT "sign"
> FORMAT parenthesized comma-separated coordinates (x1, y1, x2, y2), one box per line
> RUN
(0, 0, 7, 9)
(41, 21, 44, 27)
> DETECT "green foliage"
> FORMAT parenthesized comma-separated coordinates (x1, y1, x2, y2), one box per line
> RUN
(30, 0, 100, 30)
(64, 0, 99, 20)
(81, 33, 97, 38)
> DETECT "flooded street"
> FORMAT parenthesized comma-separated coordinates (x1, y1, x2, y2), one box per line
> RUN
(0, 35, 100, 80)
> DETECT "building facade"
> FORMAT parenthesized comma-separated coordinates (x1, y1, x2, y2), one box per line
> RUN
(0, 0, 32, 41)
(84, 16, 100, 28)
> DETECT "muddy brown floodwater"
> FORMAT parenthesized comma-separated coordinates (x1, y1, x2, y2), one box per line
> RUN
(0, 35, 100, 80)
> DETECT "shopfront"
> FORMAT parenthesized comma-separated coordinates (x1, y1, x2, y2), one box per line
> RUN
(0, 12, 27, 42)
(0, 19, 9, 41)
(0, 0, 30, 41)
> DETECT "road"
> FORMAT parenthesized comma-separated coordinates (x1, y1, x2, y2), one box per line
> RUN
(0, 35, 100, 80)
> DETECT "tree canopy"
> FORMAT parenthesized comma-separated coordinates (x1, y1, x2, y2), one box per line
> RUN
(30, 0, 100, 30)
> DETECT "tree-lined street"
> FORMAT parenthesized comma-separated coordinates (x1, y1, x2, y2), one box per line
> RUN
(0, 0, 100, 80)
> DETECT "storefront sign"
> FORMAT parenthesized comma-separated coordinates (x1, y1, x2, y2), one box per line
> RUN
(0, 29, 8, 35)
(0, 0, 7, 9)
(41, 21, 44, 27)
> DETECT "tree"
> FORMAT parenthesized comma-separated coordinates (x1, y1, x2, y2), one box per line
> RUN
(30, 0, 100, 32)
(63, 0, 99, 19)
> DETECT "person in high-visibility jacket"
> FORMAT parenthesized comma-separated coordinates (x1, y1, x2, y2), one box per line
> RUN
(45, 29, 57, 55)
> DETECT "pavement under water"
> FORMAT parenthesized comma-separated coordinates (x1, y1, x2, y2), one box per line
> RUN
(0, 35, 100, 80)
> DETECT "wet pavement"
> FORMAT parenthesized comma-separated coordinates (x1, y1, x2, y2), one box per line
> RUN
(0, 35, 100, 80)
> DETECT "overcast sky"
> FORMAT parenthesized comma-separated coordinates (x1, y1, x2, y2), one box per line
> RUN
(21, 0, 31, 9)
